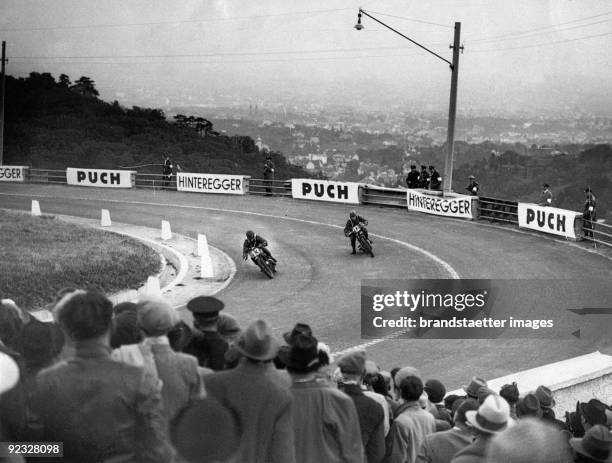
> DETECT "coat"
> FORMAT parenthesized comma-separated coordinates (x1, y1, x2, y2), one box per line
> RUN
(344, 216, 368, 237)
(204, 359, 296, 463)
(449, 435, 492, 463)
(416, 427, 473, 463)
(243, 234, 269, 255)
(386, 402, 436, 463)
(406, 170, 420, 189)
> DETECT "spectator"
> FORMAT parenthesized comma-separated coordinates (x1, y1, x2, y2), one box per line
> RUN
(488, 418, 573, 463)
(450, 394, 513, 463)
(204, 319, 296, 463)
(583, 187, 597, 239)
(337, 350, 385, 463)
(287, 334, 364, 463)
(406, 165, 420, 189)
(387, 376, 436, 463)
(263, 151, 275, 195)
(371, 372, 399, 419)
(416, 398, 479, 463)
(136, 297, 205, 425)
(425, 379, 453, 425)
(539, 183, 553, 206)
(0, 299, 26, 352)
(217, 312, 242, 369)
(499, 382, 520, 420)
(516, 393, 543, 419)
(109, 305, 143, 349)
(581, 399, 608, 431)
(362, 359, 391, 437)
(569, 424, 612, 463)
(31, 289, 172, 462)
(171, 398, 240, 463)
(0, 352, 23, 463)
(466, 175, 479, 196)
(183, 296, 229, 371)
(429, 165, 442, 190)
(535, 385, 567, 430)
(444, 394, 463, 414)
(419, 165, 430, 189)
(162, 156, 173, 189)
(463, 377, 488, 401)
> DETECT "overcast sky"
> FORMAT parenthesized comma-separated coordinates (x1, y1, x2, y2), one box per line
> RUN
(1, 0, 611, 115)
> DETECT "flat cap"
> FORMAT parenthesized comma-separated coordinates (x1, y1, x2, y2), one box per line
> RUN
(186, 296, 224, 319)
(338, 350, 366, 375)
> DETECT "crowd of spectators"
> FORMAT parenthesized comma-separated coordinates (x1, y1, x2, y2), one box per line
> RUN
(1, 291, 612, 463)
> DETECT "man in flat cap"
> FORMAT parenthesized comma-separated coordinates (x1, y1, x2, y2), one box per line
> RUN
(466, 175, 479, 196)
(539, 183, 553, 207)
(183, 296, 228, 371)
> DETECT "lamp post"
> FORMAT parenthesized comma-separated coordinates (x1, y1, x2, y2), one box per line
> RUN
(355, 9, 462, 194)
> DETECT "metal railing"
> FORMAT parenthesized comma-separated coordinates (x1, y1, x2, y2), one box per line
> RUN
(582, 218, 612, 248)
(28, 169, 67, 185)
(135, 173, 172, 190)
(247, 178, 292, 197)
(361, 185, 407, 208)
(478, 196, 519, 224)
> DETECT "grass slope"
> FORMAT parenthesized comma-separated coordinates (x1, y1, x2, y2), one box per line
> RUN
(0, 210, 160, 310)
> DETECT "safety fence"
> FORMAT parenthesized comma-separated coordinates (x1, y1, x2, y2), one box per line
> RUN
(2, 166, 609, 249)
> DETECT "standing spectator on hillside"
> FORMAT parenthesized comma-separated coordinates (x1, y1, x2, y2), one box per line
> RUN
(204, 319, 296, 463)
(406, 165, 420, 189)
(419, 165, 430, 189)
(450, 394, 513, 463)
(539, 183, 553, 206)
(162, 156, 173, 189)
(183, 296, 229, 371)
(337, 350, 385, 463)
(287, 334, 364, 463)
(429, 165, 442, 190)
(31, 289, 172, 463)
(386, 376, 436, 463)
(263, 150, 275, 195)
(583, 187, 597, 239)
(466, 175, 480, 196)
(416, 399, 479, 463)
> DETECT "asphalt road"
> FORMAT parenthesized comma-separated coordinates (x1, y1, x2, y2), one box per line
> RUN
(2, 183, 611, 388)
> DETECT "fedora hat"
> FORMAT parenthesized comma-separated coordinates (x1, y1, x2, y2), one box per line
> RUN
(463, 376, 487, 398)
(285, 333, 320, 372)
(466, 394, 513, 434)
(516, 393, 543, 418)
(534, 385, 555, 409)
(581, 399, 608, 426)
(234, 319, 279, 362)
(136, 297, 179, 336)
(283, 323, 312, 346)
(569, 425, 612, 462)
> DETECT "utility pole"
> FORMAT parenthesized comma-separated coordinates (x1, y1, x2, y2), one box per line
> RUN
(0, 41, 6, 166)
(443, 23, 463, 193)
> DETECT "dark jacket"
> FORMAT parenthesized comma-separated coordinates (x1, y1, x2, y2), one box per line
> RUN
(344, 216, 368, 236)
(429, 169, 442, 190)
(243, 235, 268, 255)
(183, 328, 228, 371)
(340, 383, 385, 463)
(419, 170, 430, 189)
(406, 170, 420, 189)
(264, 159, 275, 179)
(466, 181, 479, 196)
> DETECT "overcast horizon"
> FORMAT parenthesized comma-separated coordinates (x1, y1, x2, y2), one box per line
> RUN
(2, 0, 612, 117)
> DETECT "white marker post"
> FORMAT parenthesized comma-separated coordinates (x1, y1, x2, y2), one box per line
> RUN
(198, 234, 214, 278)
(144, 276, 162, 298)
(101, 209, 111, 227)
(31, 200, 41, 216)
(161, 220, 172, 240)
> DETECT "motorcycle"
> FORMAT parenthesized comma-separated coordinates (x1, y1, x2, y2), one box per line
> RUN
(248, 246, 276, 279)
(350, 224, 374, 258)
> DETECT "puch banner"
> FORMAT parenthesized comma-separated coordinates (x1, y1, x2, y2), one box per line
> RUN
(177, 173, 246, 195)
(518, 203, 580, 239)
(66, 168, 135, 188)
(0, 166, 28, 182)
(291, 179, 360, 204)
(407, 190, 473, 219)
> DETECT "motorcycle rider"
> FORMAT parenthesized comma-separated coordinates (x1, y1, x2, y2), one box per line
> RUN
(344, 210, 370, 255)
(242, 230, 277, 270)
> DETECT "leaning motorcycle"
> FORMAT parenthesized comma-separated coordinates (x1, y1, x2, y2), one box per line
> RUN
(350, 224, 374, 258)
(248, 247, 276, 279)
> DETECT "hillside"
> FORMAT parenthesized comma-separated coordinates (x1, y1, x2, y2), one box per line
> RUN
(3, 72, 311, 179)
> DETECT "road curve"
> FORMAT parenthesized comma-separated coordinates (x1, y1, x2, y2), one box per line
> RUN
(2, 183, 611, 387)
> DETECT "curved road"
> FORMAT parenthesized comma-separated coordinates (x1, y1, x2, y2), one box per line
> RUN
(2, 183, 611, 387)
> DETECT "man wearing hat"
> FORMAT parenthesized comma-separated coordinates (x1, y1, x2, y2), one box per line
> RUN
(534, 385, 567, 430)
(463, 376, 488, 401)
(406, 164, 420, 189)
(583, 187, 597, 239)
(465, 175, 479, 196)
(539, 183, 553, 206)
(337, 350, 385, 463)
(419, 165, 430, 189)
(581, 399, 608, 431)
(515, 393, 542, 419)
(429, 165, 442, 190)
(136, 297, 205, 425)
(570, 424, 612, 463)
(263, 150, 275, 195)
(287, 334, 364, 463)
(450, 394, 513, 463)
(204, 319, 296, 463)
(183, 296, 229, 371)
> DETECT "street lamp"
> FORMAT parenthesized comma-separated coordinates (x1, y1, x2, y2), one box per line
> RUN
(354, 9, 462, 194)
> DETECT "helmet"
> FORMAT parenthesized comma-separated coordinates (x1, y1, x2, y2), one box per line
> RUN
(349, 210, 357, 219)
(246, 230, 255, 240)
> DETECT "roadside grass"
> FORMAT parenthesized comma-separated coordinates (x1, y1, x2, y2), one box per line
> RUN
(0, 210, 161, 310)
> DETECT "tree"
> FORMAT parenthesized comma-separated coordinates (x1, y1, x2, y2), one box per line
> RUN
(71, 76, 99, 98)
(58, 74, 71, 88)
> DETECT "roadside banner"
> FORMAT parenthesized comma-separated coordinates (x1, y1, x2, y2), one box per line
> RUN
(407, 190, 473, 219)
(0, 166, 28, 182)
(291, 179, 360, 204)
(518, 203, 580, 239)
(66, 168, 135, 188)
(176, 172, 246, 195)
